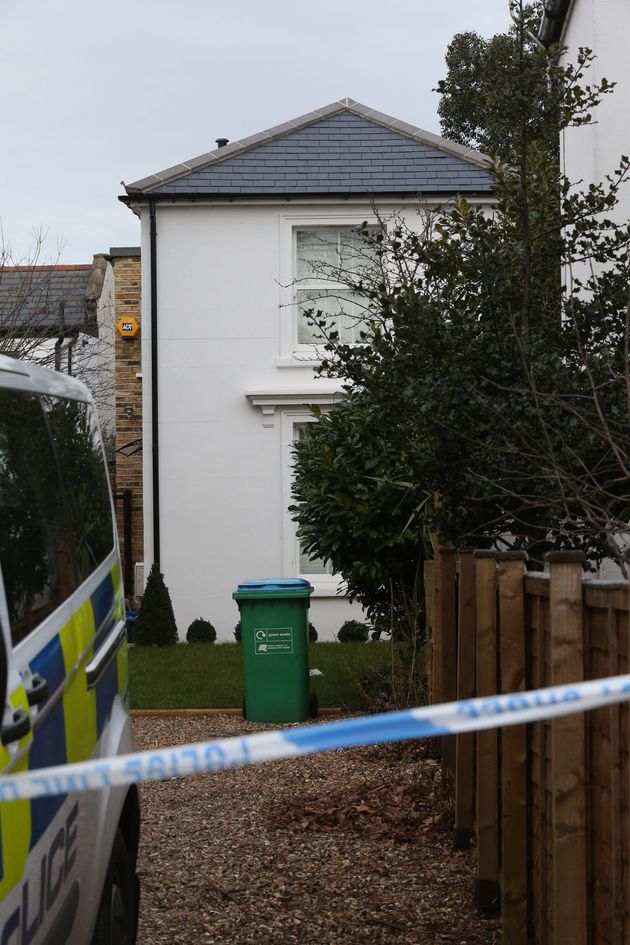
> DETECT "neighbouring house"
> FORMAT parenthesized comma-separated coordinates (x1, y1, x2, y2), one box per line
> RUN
(120, 97, 494, 640)
(539, 1, 630, 579)
(110, 247, 144, 600)
(0, 256, 116, 444)
(539, 0, 630, 223)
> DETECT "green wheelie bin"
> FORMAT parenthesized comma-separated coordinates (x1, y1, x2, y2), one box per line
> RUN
(233, 578, 317, 723)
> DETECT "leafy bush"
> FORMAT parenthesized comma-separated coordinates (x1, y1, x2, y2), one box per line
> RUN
(308, 622, 318, 642)
(134, 564, 178, 646)
(337, 620, 370, 643)
(234, 622, 242, 643)
(290, 396, 429, 631)
(186, 618, 216, 644)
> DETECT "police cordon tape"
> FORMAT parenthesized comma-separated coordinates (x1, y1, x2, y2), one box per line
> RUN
(3, 672, 630, 802)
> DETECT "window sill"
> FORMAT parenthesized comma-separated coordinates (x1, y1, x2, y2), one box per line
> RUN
(308, 579, 346, 598)
(276, 356, 322, 368)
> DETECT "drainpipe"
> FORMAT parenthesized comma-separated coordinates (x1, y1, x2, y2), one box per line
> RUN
(66, 330, 77, 376)
(54, 301, 65, 372)
(149, 198, 160, 566)
(509, 0, 545, 50)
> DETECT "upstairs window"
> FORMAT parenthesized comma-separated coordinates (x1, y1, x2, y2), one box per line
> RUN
(294, 226, 373, 345)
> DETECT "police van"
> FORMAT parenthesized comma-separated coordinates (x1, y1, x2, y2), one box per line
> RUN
(0, 356, 140, 944)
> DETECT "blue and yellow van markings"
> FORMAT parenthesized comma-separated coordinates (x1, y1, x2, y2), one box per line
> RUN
(60, 601, 97, 764)
(28, 636, 68, 848)
(1, 562, 128, 900)
(91, 572, 115, 652)
(0, 687, 32, 900)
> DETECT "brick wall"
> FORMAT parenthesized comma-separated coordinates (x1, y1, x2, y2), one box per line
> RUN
(112, 252, 143, 597)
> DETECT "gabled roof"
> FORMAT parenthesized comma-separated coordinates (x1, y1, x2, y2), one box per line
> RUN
(0, 256, 109, 337)
(124, 98, 493, 199)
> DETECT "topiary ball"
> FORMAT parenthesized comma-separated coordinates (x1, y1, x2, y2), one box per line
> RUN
(186, 618, 217, 644)
(337, 619, 370, 643)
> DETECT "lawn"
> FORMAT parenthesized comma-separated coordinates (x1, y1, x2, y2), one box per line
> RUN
(128, 641, 392, 710)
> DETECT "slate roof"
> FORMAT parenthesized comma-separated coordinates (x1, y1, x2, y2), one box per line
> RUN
(0, 263, 102, 336)
(124, 98, 493, 199)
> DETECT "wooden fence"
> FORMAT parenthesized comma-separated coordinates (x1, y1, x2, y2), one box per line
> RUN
(426, 548, 630, 945)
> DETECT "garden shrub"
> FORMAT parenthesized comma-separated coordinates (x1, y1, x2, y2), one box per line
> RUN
(186, 618, 217, 644)
(134, 564, 178, 646)
(337, 619, 370, 643)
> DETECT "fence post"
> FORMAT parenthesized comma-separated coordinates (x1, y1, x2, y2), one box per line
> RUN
(498, 552, 528, 945)
(433, 542, 442, 708)
(547, 551, 587, 945)
(474, 550, 500, 915)
(440, 543, 457, 779)
(455, 549, 476, 849)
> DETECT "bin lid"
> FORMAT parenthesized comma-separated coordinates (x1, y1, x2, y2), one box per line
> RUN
(236, 578, 312, 593)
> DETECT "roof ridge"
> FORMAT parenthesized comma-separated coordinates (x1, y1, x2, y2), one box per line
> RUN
(0, 264, 93, 272)
(124, 98, 491, 195)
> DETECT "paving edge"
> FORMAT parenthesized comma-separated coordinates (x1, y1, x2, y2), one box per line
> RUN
(130, 707, 343, 719)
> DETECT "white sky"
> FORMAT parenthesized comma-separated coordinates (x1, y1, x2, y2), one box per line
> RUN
(0, 0, 512, 264)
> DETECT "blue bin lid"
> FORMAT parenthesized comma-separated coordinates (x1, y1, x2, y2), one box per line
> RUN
(236, 578, 312, 593)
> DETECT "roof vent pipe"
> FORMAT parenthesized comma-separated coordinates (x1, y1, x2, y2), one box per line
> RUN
(215, 137, 229, 148)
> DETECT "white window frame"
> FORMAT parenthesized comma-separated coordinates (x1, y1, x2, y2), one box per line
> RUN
(278, 211, 379, 365)
(280, 410, 344, 596)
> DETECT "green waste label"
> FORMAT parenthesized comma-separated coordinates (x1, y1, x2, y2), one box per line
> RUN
(254, 628, 293, 655)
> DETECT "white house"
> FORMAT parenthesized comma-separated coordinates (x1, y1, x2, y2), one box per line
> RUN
(121, 98, 493, 640)
(540, 0, 630, 223)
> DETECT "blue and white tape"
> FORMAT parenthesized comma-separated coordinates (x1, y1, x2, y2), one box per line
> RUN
(2, 673, 630, 802)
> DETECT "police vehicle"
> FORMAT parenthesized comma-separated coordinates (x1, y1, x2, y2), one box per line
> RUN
(0, 356, 140, 944)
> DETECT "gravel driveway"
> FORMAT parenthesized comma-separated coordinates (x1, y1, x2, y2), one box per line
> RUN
(133, 716, 499, 945)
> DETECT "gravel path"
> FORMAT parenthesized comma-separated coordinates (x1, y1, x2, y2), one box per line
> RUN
(133, 716, 500, 945)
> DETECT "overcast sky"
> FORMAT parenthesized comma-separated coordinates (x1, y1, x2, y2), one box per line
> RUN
(0, 0, 512, 264)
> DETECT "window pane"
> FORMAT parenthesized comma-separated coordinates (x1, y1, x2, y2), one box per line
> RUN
(0, 390, 77, 645)
(296, 228, 340, 280)
(296, 289, 368, 344)
(298, 547, 331, 576)
(338, 229, 373, 273)
(293, 423, 333, 577)
(43, 397, 114, 582)
(296, 226, 376, 282)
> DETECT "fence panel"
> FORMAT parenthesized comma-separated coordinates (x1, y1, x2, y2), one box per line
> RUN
(430, 550, 630, 945)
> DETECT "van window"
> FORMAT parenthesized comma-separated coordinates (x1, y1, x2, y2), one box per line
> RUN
(43, 397, 114, 583)
(0, 390, 77, 645)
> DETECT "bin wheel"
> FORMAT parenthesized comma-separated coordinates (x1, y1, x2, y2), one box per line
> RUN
(309, 693, 318, 719)
(242, 696, 247, 720)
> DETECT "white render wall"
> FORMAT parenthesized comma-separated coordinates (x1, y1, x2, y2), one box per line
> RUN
(560, 0, 630, 580)
(561, 0, 630, 225)
(139, 198, 456, 641)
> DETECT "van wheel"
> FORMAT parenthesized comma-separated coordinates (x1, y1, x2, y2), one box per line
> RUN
(91, 830, 138, 945)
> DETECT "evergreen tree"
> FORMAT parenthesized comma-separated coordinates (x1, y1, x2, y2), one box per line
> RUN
(134, 564, 178, 646)
(293, 11, 629, 578)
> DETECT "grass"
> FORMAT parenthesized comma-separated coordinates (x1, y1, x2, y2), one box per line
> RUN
(128, 641, 392, 710)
